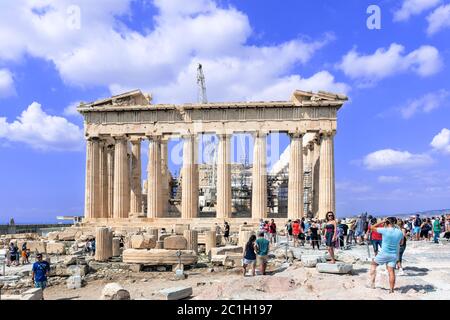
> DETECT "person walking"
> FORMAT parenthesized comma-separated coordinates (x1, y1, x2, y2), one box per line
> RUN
(396, 219, 407, 276)
(292, 219, 301, 247)
(413, 214, 422, 241)
(223, 221, 230, 243)
(368, 217, 403, 293)
(242, 234, 257, 277)
(310, 220, 320, 250)
(432, 217, 441, 243)
(323, 212, 337, 264)
(255, 231, 270, 275)
(31, 253, 50, 299)
(285, 219, 293, 242)
(8, 242, 18, 266)
(269, 219, 277, 244)
(355, 215, 365, 245)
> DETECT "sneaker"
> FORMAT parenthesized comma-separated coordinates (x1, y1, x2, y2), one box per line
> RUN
(398, 268, 405, 276)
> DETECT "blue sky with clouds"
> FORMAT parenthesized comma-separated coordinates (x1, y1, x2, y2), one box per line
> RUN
(0, 0, 449, 223)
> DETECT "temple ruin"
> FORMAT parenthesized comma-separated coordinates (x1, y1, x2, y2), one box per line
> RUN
(77, 89, 348, 229)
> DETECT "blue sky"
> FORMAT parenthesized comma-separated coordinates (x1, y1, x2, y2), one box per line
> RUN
(0, 0, 449, 223)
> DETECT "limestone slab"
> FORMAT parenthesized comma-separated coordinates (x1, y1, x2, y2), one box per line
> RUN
(163, 235, 187, 250)
(158, 286, 192, 300)
(316, 262, 353, 274)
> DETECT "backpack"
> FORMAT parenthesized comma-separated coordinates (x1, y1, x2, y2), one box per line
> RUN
(414, 218, 422, 227)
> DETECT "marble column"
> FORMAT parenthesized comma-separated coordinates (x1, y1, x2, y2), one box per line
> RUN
(113, 136, 130, 219)
(85, 137, 100, 219)
(160, 139, 169, 217)
(130, 138, 142, 216)
(181, 134, 199, 219)
(95, 227, 112, 262)
(106, 144, 115, 218)
(251, 132, 267, 220)
(318, 131, 336, 219)
(216, 134, 232, 219)
(98, 141, 108, 218)
(312, 136, 321, 217)
(147, 136, 163, 218)
(288, 133, 304, 220)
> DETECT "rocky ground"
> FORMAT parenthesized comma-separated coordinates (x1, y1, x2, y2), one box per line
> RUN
(2, 238, 448, 300)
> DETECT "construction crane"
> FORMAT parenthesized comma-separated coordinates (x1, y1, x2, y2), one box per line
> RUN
(197, 63, 208, 104)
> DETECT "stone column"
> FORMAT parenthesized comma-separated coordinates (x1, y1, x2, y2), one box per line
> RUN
(98, 141, 109, 218)
(312, 135, 321, 217)
(251, 132, 267, 220)
(181, 134, 199, 219)
(183, 230, 198, 254)
(161, 139, 169, 217)
(85, 137, 101, 219)
(216, 134, 232, 219)
(95, 227, 113, 262)
(130, 138, 142, 216)
(205, 230, 216, 256)
(318, 131, 336, 219)
(145, 227, 159, 239)
(106, 144, 115, 218)
(288, 133, 304, 220)
(113, 136, 130, 219)
(147, 136, 163, 218)
(112, 237, 121, 257)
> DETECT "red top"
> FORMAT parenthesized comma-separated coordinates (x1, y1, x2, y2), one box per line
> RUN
(371, 228, 382, 241)
(292, 222, 301, 235)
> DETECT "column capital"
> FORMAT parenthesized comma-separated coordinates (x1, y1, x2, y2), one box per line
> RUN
(146, 134, 162, 141)
(129, 136, 143, 143)
(252, 131, 268, 138)
(319, 130, 336, 137)
(86, 136, 100, 142)
(289, 131, 305, 139)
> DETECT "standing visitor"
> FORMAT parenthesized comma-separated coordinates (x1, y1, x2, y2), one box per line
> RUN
(396, 219, 407, 276)
(368, 217, 403, 293)
(21, 242, 29, 265)
(242, 235, 257, 277)
(413, 214, 422, 241)
(337, 220, 347, 248)
(214, 223, 222, 235)
(31, 253, 50, 299)
(369, 218, 383, 256)
(9, 242, 18, 266)
(292, 219, 301, 247)
(444, 215, 450, 240)
(432, 217, 441, 243)
(285, 219, 293, 241)
(346, 219, 356, 245)
(323, 212, 337, 264)
(310, 220, 320, 250)
(255, 231, 270, 275)
(91, 239, 96, 256)
(269, 219, 277, 244)
(223, 221, 230, 243)
(355, 215, 365, 245)
(304, 219, 311, 245)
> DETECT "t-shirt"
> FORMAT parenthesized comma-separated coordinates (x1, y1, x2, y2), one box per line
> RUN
(269, 223, 276, 234)
(356, 219, 364, 233)
(304, 223, 311, 232)
(371, 228, 382, 241)
(433, 220, 441, 232)
(376, 228, 403, 255)
(32, 261, 50, 282)
(292, 222, 301, 235)
(338, 224, 348, 236)
(256, 238, 270, 256)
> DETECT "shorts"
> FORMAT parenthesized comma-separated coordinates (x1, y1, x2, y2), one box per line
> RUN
(372, 240, 382, 252)
(374, 252, 398, 268)
(288, 230, 293, 236)
(355, 230, 364, 237)
(35, 281, 47, 290)
(413, 226, 420, 234)
(299, 233, 305, 240)
(257, 255, 268, 265)
(242, 258, 255, 265)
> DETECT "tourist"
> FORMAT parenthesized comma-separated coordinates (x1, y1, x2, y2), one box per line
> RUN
(444, 216, 450, 240)
(304, 219, 311, 245)
(337, 219, 348, 248)
(413, 214, 422, 241)
(355, 215, 365, 245)
(368, 218, 382, 256)
(255, 231, 270, 275)
(214, 223, 222, 235)
(242, 234, 257, 277)
(223, 221, 230, 243)
(368, 217, 403, 293)
(285, 219, 293, 241)
(9, 242, 18, 266)
(21, 242, 29, 265)
(420, 218, 431, 241)
(310, 220, 320, 250)
(91, 239, 96, 256)
(346, 219, 356, 245)
(432, 216, 441, 243)
(323, 212, 337, 263)
(259, 219, 265, 233)
(396, 219, 407, 276)
(32, 253, 50, 299)
(292, 219, 301, 247)
(269, 219, 277, 244)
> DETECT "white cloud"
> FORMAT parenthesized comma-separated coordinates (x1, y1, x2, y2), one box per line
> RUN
(363, 149, 433, 169)
(63, 101, 81, 116)
(430, 128, 450, 154)
(378, 176, 402, 183)
(337, 43, 442, 86)
(0, 102, 84, 151)
(400, 89, 449, 118)
(0, 0, 346, 103)
(0, 68, 15, 98)
(393, 0, 441, 22)
(427, 4, 450, 35)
